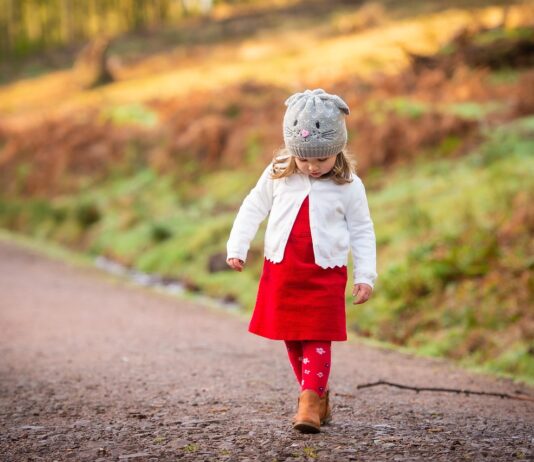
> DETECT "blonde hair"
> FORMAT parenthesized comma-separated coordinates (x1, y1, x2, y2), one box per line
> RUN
(270, 148, 356, 184)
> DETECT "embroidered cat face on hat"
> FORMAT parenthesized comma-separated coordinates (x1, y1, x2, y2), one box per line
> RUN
(283, 88, 350, 158)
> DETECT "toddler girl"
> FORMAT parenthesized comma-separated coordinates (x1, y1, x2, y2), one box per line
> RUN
(226, 89, 377, 433)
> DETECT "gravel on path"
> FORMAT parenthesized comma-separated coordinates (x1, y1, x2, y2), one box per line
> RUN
(0, 240, 532, 461)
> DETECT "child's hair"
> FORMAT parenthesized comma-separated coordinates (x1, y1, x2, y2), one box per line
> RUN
(270, 148, 356, 184)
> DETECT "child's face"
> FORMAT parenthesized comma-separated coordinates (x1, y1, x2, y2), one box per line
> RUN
(294, 155, 337, 178)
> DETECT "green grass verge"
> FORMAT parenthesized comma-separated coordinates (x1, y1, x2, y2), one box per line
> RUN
(0, 116, 532, 383)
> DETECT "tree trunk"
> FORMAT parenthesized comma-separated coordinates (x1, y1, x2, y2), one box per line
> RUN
(73, 37, 114, 89)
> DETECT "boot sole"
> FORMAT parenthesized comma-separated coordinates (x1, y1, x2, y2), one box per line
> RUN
(293, 421, 320, 434)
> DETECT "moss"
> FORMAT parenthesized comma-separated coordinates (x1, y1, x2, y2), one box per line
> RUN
(100, 103, 159, 127)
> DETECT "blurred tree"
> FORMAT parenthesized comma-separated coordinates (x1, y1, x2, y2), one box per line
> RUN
(73, 36, 114, 88)
(0, 0, 220, 61)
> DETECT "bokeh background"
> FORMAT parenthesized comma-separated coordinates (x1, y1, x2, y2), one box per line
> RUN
(0, 0, 533, 382)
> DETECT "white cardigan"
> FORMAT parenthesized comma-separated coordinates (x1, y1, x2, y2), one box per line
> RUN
(226, 164, 377, 287)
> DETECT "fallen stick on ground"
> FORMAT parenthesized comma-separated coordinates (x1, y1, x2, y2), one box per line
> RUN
(343, 380, 534, 402)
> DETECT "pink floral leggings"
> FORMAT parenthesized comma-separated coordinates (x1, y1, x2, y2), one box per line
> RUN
(284, 340, 331, 397)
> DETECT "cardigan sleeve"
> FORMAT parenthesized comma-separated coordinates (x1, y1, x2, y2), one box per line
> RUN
(344, 176, 377, 288)
(226, 164, 274, 262)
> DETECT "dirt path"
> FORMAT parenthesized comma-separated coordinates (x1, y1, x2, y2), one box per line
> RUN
(0, 240, 532, 461)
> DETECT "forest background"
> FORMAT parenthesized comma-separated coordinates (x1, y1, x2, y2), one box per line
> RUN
(0, 0, 533, 383)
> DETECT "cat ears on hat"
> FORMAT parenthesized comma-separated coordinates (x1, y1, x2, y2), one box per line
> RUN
(284, 88, 350, 115)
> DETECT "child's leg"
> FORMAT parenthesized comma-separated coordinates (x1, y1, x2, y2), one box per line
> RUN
(300, 340, 332, 397)
(284, 340, 303, 384)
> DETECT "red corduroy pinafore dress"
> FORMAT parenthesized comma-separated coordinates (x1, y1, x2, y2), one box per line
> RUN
(249, 196, 348, 341)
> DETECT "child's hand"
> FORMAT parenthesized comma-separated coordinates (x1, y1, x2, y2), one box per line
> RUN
(353, 283, 373, 304)
(227, 258, 245, 272)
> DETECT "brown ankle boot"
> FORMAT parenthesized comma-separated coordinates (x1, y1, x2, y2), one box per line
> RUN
(293, 390, 321, 433)
(319, 389, 331, 425)
(292, 395, 300, 425)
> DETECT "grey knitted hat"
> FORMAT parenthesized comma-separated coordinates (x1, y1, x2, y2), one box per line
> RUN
(283, 88, 350, 158)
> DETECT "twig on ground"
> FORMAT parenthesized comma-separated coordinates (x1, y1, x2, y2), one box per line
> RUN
(351, 380, 534, 402)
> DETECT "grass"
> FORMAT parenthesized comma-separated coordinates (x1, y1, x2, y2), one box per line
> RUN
(303, 446, 318, 458)
(347, 117, 534, 382)
(183, 443, 199, 453)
